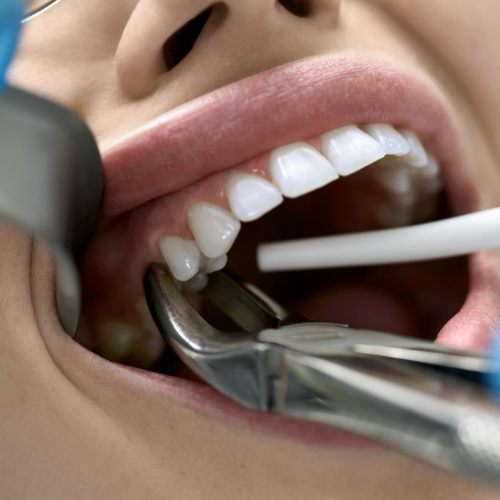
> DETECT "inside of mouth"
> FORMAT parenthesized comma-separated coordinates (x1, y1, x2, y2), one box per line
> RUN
(225, 173, 468, 340)
(79, 130, 469, 376)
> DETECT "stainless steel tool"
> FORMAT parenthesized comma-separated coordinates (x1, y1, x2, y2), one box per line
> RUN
(0, 86, 102, 334)
(145, 263, 500, 487)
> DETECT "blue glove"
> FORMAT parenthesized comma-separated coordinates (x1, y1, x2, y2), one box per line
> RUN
(488, 331, 500, 401)
(0, 0, 23, 94)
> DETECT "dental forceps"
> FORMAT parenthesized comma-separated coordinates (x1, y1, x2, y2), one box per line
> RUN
(145, 263, 500, 487)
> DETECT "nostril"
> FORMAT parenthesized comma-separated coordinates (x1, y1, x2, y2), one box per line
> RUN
(276, 0, 314, 18)
(162, 4, 219, 71)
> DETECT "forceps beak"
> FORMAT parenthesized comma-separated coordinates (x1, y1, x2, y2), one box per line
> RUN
(144, 264, 274, 410)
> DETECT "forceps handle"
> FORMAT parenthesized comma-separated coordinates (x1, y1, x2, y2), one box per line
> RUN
(274, 351, 500, 486)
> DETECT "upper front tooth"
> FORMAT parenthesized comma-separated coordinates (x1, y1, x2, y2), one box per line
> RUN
(399, 129, 428, 167)
(321, 125, 385, 176)
(226, 171, 283, 221)
(187, 202, 241, 258)
(362, 124, 410, 157)
(269, 142, 339, 198)
(159, 236, 201, 281)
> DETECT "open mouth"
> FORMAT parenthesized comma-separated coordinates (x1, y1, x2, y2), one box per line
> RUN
(76, 54, 499, 436)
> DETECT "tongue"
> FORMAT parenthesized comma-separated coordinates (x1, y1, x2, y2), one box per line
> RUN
(294, 282, 419, 337)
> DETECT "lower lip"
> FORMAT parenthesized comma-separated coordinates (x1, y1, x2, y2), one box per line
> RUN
(119, 364, 375, 448)
(85, 56, 500, 445)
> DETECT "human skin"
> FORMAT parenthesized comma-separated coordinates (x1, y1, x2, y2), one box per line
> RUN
(2, 0, 500, 498)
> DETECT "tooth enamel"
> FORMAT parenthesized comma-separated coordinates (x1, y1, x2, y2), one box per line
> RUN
(375, 163, 413, 195)
(96, 319, 165, 369)
(412, 154, 440, 178)
(362, 124, 410, 157)
(321, 125, 385, 176)
(226, 171, 283, 221)
(187, 202, 241, 258)
(269, 142, 338, 198)
(181, 273, 209, 293)
(399, 129, 428, 167)
(159, 236, 201, 282)
(200, 253, 228, 274)
(96, 322, 141, 361)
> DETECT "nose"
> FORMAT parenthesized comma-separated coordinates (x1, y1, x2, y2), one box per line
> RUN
(115, 0, 341, 99)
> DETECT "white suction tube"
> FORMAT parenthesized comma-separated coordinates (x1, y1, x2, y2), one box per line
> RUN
(257, 207, 500, 272)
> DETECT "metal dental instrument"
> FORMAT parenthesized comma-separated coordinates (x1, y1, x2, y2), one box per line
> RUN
(0, 87, 103, 334)
(145, 263, 500, 487)
(257, 207, 500, 272)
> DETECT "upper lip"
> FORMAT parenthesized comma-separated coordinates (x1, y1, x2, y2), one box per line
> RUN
(101, 53, 475, 219)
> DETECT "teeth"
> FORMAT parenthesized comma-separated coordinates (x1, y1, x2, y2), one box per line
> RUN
(187, 202, 241, 258)
(95, 321, 165, 369)
(159, 236, 200, 282)
(200, 253, 228, 273)
(375, 162, 413, 196)
(400, 129, 428, 167)
(154, 124, 437, 277)
(226, 171, 283, 221)
(412, 154, 440, 179)
(321, 125, 385, 176)
(362, 124, 410, 157)
(269, 142, 338, 198)
(181, 273, 209, 293)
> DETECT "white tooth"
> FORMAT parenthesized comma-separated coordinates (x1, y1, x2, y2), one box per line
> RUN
(181, 273, 209, 293)
(412, 154, 440, 178)
(375, 163, 413, 195)
(95, 322, 142, 361)
(200, 254, 228, 274)
(321, 125, 385, 176)
(226, 171, 283, 222)
(269, 142, 338, 198)
(187, 202, 241, 258)
(362, 124, 410, 156)
(159, 236, 200, 282)
(399, 129, 428, 167)
(97, 318, 165, 369)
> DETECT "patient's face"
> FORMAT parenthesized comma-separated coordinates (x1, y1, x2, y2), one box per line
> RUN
(4, 0, 500, 498)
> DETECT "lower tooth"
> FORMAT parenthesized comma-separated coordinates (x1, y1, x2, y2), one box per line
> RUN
(181, 273, 209, 293)
(96, 321, 165, 368)
(200, 254, 228, 274)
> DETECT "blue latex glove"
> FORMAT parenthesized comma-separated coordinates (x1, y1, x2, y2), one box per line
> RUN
(0, 0, 23, 93)
(489, 331, 500, 401)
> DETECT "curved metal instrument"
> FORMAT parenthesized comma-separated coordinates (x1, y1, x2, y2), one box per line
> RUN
(145, 264, 500, 487)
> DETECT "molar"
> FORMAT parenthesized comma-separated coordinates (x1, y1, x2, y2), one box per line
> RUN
(269, 142, 338, 198)
(159, 236, 201, 281)
(95, 321, 165, 369)
(321, 125, 385, 176)
(187, 202, 241, 258)
(226, 171, 283, 221)
(362, 123, 410, 156)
